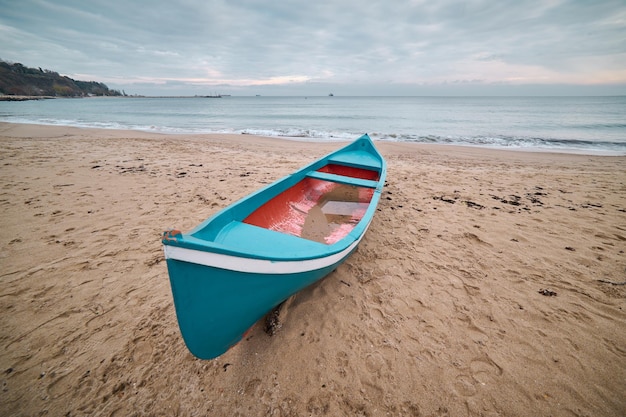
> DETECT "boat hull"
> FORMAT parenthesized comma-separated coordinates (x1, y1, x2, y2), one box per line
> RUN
(165, 250, 354, 359)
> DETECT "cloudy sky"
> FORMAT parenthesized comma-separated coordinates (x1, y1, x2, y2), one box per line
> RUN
(1, 0, 625, 96)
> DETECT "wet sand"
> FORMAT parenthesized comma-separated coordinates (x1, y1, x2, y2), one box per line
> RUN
(0, 122, 625, 416)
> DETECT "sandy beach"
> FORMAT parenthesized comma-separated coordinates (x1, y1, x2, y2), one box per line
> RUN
(0, 122, 625, 416)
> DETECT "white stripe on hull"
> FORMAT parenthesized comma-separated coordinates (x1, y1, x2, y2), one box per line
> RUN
(163, 231, 365, 275)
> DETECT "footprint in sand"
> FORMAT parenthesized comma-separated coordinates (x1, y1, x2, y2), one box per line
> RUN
(454, 374, 477, 397)
(470, 356, 503, 385)
(132, 337, 153, 363)
(365, 352, 386, 376)
(453, 356, 503, 397)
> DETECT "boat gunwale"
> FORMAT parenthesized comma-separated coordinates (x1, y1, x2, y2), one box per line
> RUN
(163, 225, 368, 274)
(163, 135, 387, 263)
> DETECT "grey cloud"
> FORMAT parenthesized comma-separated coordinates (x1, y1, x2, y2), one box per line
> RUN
(1, 0, 624, 95)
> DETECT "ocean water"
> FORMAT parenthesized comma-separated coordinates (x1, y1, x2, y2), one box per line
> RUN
(1, 96, 625, 154)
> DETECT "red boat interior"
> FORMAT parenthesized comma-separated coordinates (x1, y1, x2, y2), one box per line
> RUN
(244, 165, 379, 245)
(316, 164, 380, 181)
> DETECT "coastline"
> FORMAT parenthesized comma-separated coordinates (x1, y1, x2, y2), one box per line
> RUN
(0, 95, 57, 101)
(1, 122, 625, 416)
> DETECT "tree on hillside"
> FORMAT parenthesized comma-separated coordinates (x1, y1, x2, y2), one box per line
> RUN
(0, 60, 121, 97)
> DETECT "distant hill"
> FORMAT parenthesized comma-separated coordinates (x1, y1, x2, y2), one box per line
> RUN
(0, 60, 122, 97)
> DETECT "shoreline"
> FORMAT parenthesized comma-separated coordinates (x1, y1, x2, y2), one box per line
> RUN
(1, 121, 625, 157)
(0, 95, 57, 101)
(1, 122, 625, 416)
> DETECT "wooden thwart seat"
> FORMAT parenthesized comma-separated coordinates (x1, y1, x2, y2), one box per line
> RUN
(305, 171, 379, 188)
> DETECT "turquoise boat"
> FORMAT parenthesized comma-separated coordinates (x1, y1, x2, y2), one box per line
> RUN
(162, 134, 386, 359)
